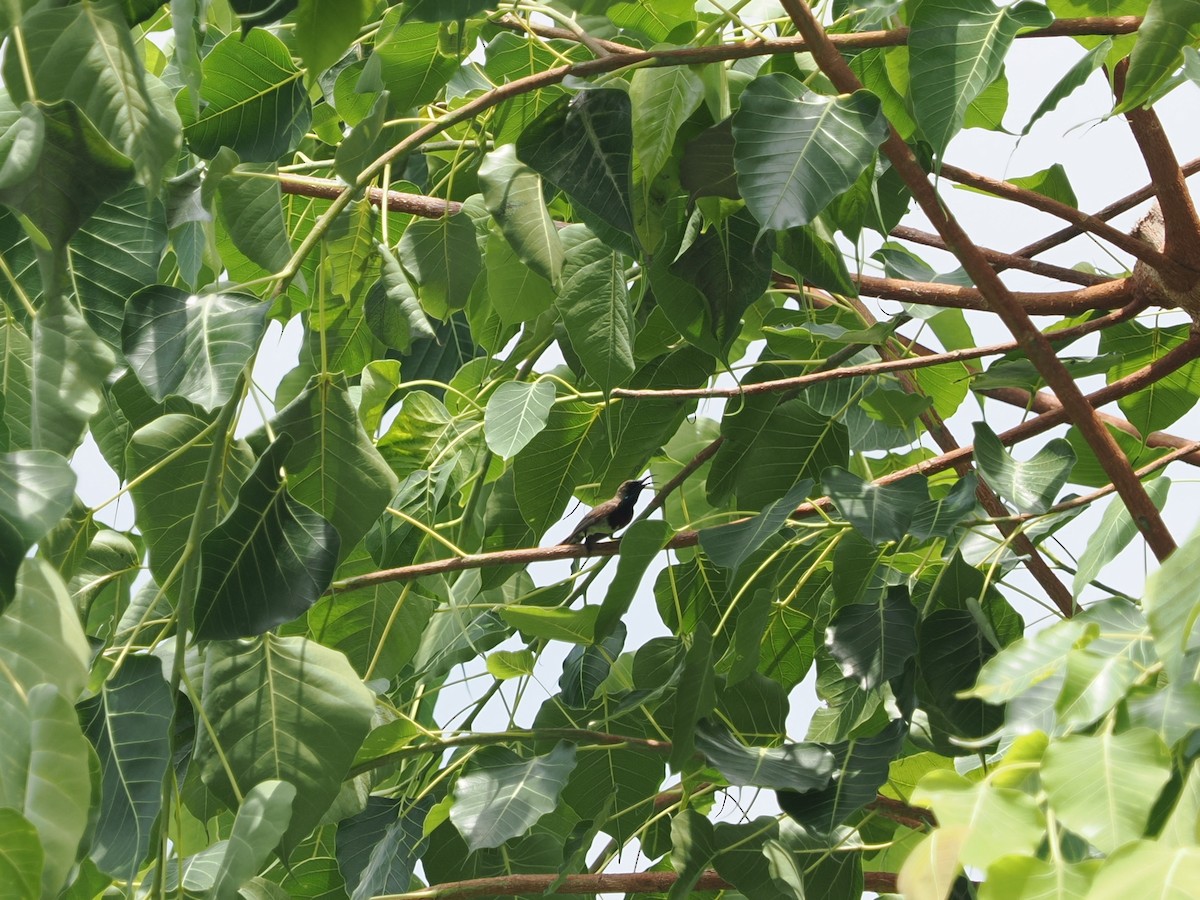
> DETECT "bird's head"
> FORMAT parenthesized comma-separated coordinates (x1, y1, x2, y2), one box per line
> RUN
(617, 477, 651, 501)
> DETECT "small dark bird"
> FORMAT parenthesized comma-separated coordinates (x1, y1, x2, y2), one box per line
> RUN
(563, 477, 650, 550)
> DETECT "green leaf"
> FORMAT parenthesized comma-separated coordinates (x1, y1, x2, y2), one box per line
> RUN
(397, 213, 481, 315)
(1040, 728, 1171, 853)
(778, 719, 907, 831)
(213, 155, 295, 276)
(670, 629, 716, 770)
(909, 0, 1051, 155)
(775, 223, 859, 297)
(449, 742, 577, 852)
(0, 809, 41, 900)
(694, 720, 834, 792)
(125, 414, 254, 590)
(79, 655, 172, 879)
(824, 468, 928, 546)
(973, 421, 1074, 514)
(0, 322, 32, 450)
(31, 293, 116, 456)
(1074, 478, 1170, 597)
(1055, 648, 1139, 729)
(555, 225, 635, 391)
(630, 63, 704, 183)
(825, 585, 918, 691)
(194, 434, 340, 641)
(122, 285, 268, 411)
(1102, 321, 1200, 435)
(913, 770, 1045, 869)
(917, 609, 1003, 746)
(294, 0, 371, 82)
(1022, 39, 1112, 134)
(500, 605, 599, 644)
(371, 243, 437, 353)
(0, 684, 93, 897)
(0, 560, 90, 704)
(979, 856, 1093, 900)
(595, 519, 674, 640)
(196, 634, 375, 857)
(481, 229, 557, 329)
(371, 15, 462, 111)
(0, 450, 74, 606)
(209, 781, 296, 900)
(1144, 524, 1200, 679)
(0, 99, 42, 192)
(1121, 0, 1200, 110)
(967, 618, 1089, 705)
(267, 373, 399, 559)
(512, 400, 598, 539)
(559, 622, 626, 709)
(0, 100, 134, 254)
(731, 73, 888, 231)
(700, 479, 812, 571)
(484, 380, 556, 459)
(909, 473, 979, 541)
(710, 393, 849, 510)
(1088, 841, 1200, 899)
(2, 0, 180, 191)
(517, 89, 637, 252)
(335, 797, 428, 900)
(478, 145, 564, 288)
(486, 650, 536, 680)
(176, 28, 310, 162)
(608, 0, 695, 40)
(667, 206, 773, 357)
(669, 809, 715, 899)
(1009, 164, 1078, 208)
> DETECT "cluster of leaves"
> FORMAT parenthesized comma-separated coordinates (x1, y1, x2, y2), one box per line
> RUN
(1, 0, 1199, 898)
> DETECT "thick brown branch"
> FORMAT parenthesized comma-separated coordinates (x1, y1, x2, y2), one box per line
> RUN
(856, 272, 1130, 314)
(392, 869, 897, 898)
(867, 795, 937, 830)
(890, 225, 1110, 286)
(1115, 64, 1200, 279)
(779, 0, 1177, 562)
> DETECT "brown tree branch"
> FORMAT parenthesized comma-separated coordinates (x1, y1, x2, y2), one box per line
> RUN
(855, 272, 1131, 314)
(1014, 156, 1200, 261)
(939, 163, 1188, 279)
(778, 0, 1177, 562)
(889, 225, 1111, 286)
(867, 795, 937, 830)
(387, 869, 898, 898)
(1115, 63, 1200, 280)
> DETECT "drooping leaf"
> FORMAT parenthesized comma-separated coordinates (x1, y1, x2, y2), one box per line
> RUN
(0, 808, 41, 900)
(478, 145, 564, 288)
(449, 742, 577, 852)
(293, 0, 372, 81)
(1120, 0, 1200, 110)
(0, 560, 90, 703)
(731, 73, 888, 231)
(0, 450, 74, 607)
(595, 519, 674, 640)
(555, 224, 635, 391)
(670, 629, 717, 770)
(908, 0, 1052, 155)
(196, 634, 375, 857)
(370, 243, 437, 353)
(630, 63, 705, 183)
(193, 434, 340, 640)
(1023, 39, 1112, 135)
(336, 797, 429, 900)
(825, 585, 918, 691)
(212, 154, 295, 276)
(208, 781, 296, 900)
(267, 373, 399, 560)
(397, 213, 481, 315)
(122, 285, 269, 410)
(79, 655, 173, 879)
(31, 293, 116, 457)
(1074, 478, 1170, 597)
(517, 89, 637, 253)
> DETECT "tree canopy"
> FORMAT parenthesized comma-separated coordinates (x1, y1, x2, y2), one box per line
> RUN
(2, 0, 1200, 898)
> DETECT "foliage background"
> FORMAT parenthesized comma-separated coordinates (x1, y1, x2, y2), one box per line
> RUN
(2, 0, 1200, 898)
